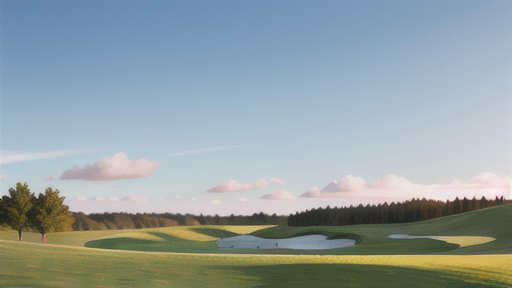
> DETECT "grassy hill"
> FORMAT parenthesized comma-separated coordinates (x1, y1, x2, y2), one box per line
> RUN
(0, 204, 510, 255)
(76, 203, 511, 255)
(0, 205, 510, 287)
(252, 203, 512, 255)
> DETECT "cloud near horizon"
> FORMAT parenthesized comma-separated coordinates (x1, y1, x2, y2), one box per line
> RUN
(301, 173, 511, 200)
(59, 153, 161, 181)
(207, 176, 284, 193)
(260, 189, 296, 200)
(271, 177, 285, 185)
(207, 179, 254, 193)
(320, 175, 367, 192)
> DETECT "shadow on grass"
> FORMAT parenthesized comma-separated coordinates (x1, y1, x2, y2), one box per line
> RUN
(85, 237, 158, 250)
(85, 233, 219, 253)
(190, 227, 239, 238)
(220, 264, 504, 288)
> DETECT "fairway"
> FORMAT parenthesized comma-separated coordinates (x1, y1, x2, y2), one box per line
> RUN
(1, 204, 511, 287)
(0, 240, 510, 287)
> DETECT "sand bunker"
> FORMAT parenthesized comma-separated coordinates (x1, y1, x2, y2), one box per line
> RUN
(217, 234, 355, 250)
(388, 234, 495, 248)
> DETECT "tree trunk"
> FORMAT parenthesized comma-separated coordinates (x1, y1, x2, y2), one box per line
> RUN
(42, 233, 47, 244)
(18, 229, 22, 241)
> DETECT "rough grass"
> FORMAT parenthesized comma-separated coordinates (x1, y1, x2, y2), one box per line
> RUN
(1, 204, 510, 287)
(1, 241, 510, 287)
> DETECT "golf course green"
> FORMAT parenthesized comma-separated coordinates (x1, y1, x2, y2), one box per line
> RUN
(1, 204, 511, 287)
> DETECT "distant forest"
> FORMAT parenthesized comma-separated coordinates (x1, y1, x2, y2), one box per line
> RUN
(288, 196, 509, 227)
(71, 196, 509, 231)
(72, 211, 288, 231)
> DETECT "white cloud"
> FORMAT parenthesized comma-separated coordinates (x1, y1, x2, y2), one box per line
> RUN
(0, 175, 7, 181)
(0, 149, 94, 164)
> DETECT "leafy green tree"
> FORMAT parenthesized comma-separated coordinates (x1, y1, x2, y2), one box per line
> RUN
(2, 183, 34, 241)
(30, 188, 75, 243)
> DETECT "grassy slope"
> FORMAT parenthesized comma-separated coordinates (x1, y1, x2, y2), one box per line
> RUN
(0, 205, 511, 287)
(81, 204, 510, 255)
(252, 203, 512, 255)
(0, 204, 509, 255)
(1, 241, 510, 287)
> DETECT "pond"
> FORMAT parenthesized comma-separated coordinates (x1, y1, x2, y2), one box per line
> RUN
(217, 234, 355, 250)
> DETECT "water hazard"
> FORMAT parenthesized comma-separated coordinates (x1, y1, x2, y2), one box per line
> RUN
(217, 234, 355, 250)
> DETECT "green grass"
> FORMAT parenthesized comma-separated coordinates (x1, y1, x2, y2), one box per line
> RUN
(190, 227, 239, 238)
(79, 204, 510, 255)
(251, 203, 512, 255)
(1, 241, 509, 287)
(0, 204, 510, 287)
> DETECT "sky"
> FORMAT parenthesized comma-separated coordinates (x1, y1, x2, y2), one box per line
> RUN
(0, 1, 510, 216)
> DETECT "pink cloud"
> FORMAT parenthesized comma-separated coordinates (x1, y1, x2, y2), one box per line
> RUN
(301, 173, 510, 201)
(73, 196, 89, 201)
(429, 173, 511, 190)
(321, 175, 367, 192)
(0, 175, 8, 181)
(260, 189, 296, 200)
(368, 174, 421, 190)
(256, 178, 269, 189)
(300, 187, 321, 198)
(94, 196, 108, 201)
(59, 153, 161, 181)
(43, 175, 54, 181)
(90, 196, 120, 202)
(207, 179, 254, 193)
(207, 177, 277, 193)
(271, 177, 285, 185)
(122, 196, 149, 202)
(468, 173, 511, 188)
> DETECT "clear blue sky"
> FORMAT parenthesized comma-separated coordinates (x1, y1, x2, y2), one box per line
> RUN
(1, 1, 510, 215)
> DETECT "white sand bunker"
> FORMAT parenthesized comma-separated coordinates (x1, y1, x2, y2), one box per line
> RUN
(388, 234, 495, 247)
(217, 234, 355, 250)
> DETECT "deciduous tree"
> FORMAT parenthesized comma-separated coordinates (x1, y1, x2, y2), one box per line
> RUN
(30, 188, 74, 243)
(2, 183, 34, 241)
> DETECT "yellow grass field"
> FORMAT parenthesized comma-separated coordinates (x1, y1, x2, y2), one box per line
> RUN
(432, 236, 496, 248)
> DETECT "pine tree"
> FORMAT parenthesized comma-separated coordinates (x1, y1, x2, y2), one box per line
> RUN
(30, 188, 74, 244)
(2, 183, 34, 241)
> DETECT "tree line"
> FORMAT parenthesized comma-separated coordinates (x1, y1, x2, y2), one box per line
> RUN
(0, 183, 74, 243)
(72, 211, 288, 231)
(288, 196, 509, 227)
